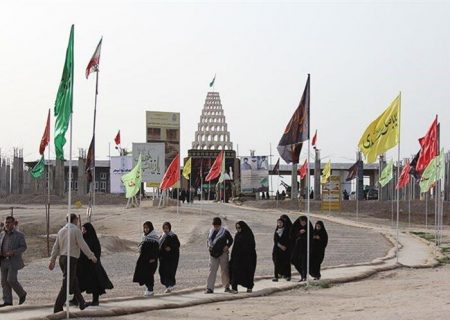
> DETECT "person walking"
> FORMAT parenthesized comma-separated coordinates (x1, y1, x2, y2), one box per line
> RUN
(49, 214, 97, 313)
(272, 218, 291, 282)
(158, 222, 180, 293)
(133, 221, 159, 297)
(310, 221, 328, 280)
(75, 223, 113, 306)
(0, 216, 27, 307)
(205, 217, 233, 294)
(290, 216, 313, 281)
(230, 221, 257, 293)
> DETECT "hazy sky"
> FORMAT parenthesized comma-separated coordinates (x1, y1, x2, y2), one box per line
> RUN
(1, 0, 449, 166)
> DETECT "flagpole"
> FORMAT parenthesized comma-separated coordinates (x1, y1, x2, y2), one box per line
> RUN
(425, 191, 428, 229)
(66, 113, 73, 319)
(269, 143, 273, 200)
(395, 92, 401, 263)
(306, 73, 311, 287)
(47, 126, 51, 257)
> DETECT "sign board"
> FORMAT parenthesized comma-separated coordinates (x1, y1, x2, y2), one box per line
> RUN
(240, 156, 269, 193)
(110, 156, 133, 193)
(132, 143, 165, 187)
(321, 175, 342, 210)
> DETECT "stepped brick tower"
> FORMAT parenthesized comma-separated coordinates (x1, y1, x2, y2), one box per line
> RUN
(192, 92, 233, 150)
(186, 91, 240, 200)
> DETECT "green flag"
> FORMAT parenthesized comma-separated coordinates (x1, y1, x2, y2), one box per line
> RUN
(54, 25, 74, 160)
(420, 149, 445, 193)
(379, 159, 394, 187)
(31, 155, 46, 178)
(121, 154, 142, 198)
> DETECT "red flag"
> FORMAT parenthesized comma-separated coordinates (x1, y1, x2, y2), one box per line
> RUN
(416, 117, 438, 174)
(298, 159, 308, 180)
(205, 150, 224, 182)
(396, 160, 411, 189)
(312, 130, 317, 148)
(86, 38, 102, 79)
(39, 109, 51, 155)
(160, 154, 180, 190)
(114, 130, 121, 145)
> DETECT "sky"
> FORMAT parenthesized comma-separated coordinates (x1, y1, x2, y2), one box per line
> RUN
(0, 0, 449, 166)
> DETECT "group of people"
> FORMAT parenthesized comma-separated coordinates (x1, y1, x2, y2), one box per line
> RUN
(273, 215, 328, 281)
(0, 212, 328, 312)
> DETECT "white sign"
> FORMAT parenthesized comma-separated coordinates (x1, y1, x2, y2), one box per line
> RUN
(110, 156, 133, 193)
(132, 143, 165, 186)
(240, 156, 269, 193)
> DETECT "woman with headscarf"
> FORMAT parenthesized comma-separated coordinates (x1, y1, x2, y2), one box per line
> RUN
(133, 221, 160, 296)
(290, 215, 313, 281)
(310, 221, 328, 280)
(76, 223, 113, 306)
(272, 218, 291, 282)
(230, 221, 257, 293)
(158, 222, 180, 293)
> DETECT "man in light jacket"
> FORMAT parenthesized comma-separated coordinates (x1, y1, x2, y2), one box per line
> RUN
(0, 216, 27, 307)
(49, 214, 97, 313)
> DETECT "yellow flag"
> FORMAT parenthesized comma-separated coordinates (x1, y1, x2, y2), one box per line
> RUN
(358, 94, 401, 163)
(182, 157, 192, 179)
(321, 160, 331, 184)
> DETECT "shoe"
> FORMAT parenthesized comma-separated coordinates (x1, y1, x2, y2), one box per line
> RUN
(164, 288, 172, 293)
(144, 290, 154, 297)
(204, 289, 214, 294)
(79, 302, 90, 311)
(90, 300, 99, 306)
(246, 289, 252, 293)
(229, 289, 238, 294)
(272, 278, 279, 282)
(224, 287, 231, 293)
(19, 293, 27, 305)
(68, 298, 78, 306)
(286, 277, 291, 282)
(299, 278, 306, 282)
(0, 303, 12, 308)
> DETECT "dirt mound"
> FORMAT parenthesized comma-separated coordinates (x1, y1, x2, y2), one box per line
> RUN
(100, 235, 136, 255)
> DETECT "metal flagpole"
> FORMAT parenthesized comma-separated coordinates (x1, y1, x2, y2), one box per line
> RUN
(391, 174, 394, 227)
(89, 70, 99, 222)
(269, 143, 273, 200)
(66, 113, 73, 319)
(425, 191, 428, 229)
(395, 93, 401, 263)
(306, 74, 311, 287)
(408, 171, 411, 228)
(47, 125, 51, 257)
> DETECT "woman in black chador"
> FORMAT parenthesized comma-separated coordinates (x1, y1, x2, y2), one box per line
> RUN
(76, 223, 113, 306)
(230, 221, 257, 293)
(158, 222, 180, 293)
(272, 218, 291, 282)
(133, 221, 159, 296)
(310, 221, 328, 280)
(290, 215, 313, 281)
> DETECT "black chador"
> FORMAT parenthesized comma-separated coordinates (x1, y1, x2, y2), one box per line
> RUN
(290, 216, 313, 281)
(158, 222, 180, 291)
(230, 221, 257, 292)
(272, 218, 291, 281)
(310, 221, 328, 280)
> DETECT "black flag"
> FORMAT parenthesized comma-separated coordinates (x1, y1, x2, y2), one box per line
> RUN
(409, 150, 421, 180)
(346, 161, 358, 181)
(277, 74, 310, 164)
(85, 135, 95, 183)
(273, 158, 280, 175)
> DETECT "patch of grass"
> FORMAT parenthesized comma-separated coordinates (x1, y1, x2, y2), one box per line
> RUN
(305, 281, 332, 289)
(437, 256, 450, 265)
(411, 231, 435, 242)
(441, 247, 450, 253)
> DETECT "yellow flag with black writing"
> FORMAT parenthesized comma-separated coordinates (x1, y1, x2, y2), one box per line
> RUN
(182, 157, 192, 180)
(358, 94, 401, 163)
(321, 160, 331, 184)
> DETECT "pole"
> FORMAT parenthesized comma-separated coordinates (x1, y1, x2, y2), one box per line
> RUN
(408, 173, 411, 228)
(306, 132, 311, 286)
(47, 130, 51, 257)
(89, 70, 99, 222)
(395, 93, 401, 263)
(425, 191, 428, 229)
(66, 113, 73, 319)
(269, 143, 273, 200)
(391, 176, 394, 227)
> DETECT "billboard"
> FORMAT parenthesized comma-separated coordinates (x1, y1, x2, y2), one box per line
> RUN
(110, 156, 133, 194)
(240, 156, 269, 194)
(132, 143, 165, 187)
(321, 175, 341, 210)
(146, 111, 180, 170)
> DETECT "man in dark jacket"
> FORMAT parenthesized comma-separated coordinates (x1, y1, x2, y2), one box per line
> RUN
(205, 217, 233, 294)
(0, 216, 27, 307)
